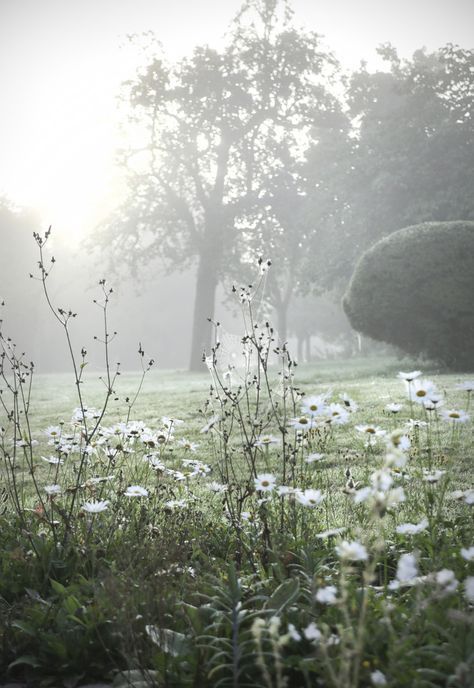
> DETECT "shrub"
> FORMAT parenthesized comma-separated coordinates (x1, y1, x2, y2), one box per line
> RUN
(342, 221, 474, 370)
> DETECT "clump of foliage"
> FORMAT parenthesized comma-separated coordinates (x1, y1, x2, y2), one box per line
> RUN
(343, 221, 474, 371)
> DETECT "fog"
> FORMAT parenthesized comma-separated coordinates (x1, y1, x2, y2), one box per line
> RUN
(1, 0, 473, 374)
(1, 211, 356, 372)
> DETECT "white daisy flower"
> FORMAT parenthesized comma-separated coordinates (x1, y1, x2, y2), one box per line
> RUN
(411, 379, 437, 403)
(397, 371, 422, 383)
(339, 393, 358, 412)
(315, 585, 338, 604)
(41, 455, 64, 465)
(147, 456, 166, 471)
(356, 425, 387, 446)
(165, 469, 186, 481)
(44, 425, 62, 439)
(386, 403, 402, 414)
(434, 569, 458, 593)
(464, 576, 474, 602)
(44, 484, 62, 496)
(324, 403, 350, 425)
(161, 416, 184, 428)
(82, 500, 109, 514)
(356, 424, 386, 438)
(124, 485, 149, 497)
(460, 546, 474, 562)
(441, 409, 470, 424)
(423, 469, 446, 484)
(335, 540, 368, 562)
(72, 407, 101, 423)
(303, 622, 321, 641)
(295, 488, 324, 507)
(84, 475, 114, 486)
(393, 552, 418, 586)
(178, 438, 199, 451)
(254, 434, 281, 447)
(165, 499, 187, 509)
(188, 462, 211, 477)
(288, 415, 314, 431)
(254, 473, 276, 492)
(405, 419, 428, 430)
(316, 527, 346, 539)
(301, 394, 328, 416)
(456, 381, 474, 392)
(396, 518, 429, 535)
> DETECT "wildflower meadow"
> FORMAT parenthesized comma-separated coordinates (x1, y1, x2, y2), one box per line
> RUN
(1, 232, 473, 687)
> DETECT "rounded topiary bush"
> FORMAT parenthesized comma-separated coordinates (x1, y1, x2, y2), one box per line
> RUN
(342, 221, 474, 371)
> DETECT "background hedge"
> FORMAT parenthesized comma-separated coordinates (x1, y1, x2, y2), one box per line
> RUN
(342, 221, 474, 371)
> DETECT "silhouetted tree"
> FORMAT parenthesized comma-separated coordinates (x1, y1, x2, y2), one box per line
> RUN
(100, 0, 341, 370)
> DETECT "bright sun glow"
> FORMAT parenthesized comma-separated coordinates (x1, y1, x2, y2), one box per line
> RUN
(4, 51, 133, 245)
(1, 0, 473, 245)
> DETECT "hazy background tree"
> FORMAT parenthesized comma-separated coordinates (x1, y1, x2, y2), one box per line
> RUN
(229, 89, 350, 345)
(313, 43, 474, 289)
(98, 0, 343, 370)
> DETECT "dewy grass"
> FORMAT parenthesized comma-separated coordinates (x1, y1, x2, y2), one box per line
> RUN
(0, 231, 473, 686)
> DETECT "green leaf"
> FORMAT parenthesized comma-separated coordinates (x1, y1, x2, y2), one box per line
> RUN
(11, 620, 36, 636)
(182, 603, 203, 634)
(264, 578, 300, 616)
(63, 595, 80, 616)
(8, 654, 41, 669)
(50, 578, 67, 596)
(182, 602, 213, 634)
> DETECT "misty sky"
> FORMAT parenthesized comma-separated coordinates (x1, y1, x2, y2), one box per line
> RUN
(1, 0, 473, 241)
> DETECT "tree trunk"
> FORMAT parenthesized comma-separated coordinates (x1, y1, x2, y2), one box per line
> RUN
(297, 336, 303, 362)
(189, 251, 219, 372)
